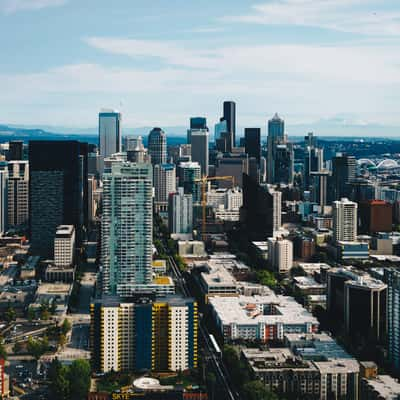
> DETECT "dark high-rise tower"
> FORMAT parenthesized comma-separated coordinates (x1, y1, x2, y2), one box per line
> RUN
(8, 141, 23, 161)
(267, 113, 293, 184)
(244, 128, 261, 162)
(148, 127, 167, 165)
(29, 141, 88, 258)
(190, 117, 207, 130)
(223, 101, 236, 147)
(331, 153, 356, 201)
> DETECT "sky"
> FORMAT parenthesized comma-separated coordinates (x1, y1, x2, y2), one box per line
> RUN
(1, 0, 400, 136)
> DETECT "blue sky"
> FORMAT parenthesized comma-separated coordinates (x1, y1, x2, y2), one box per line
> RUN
(1, 0, 400, 135)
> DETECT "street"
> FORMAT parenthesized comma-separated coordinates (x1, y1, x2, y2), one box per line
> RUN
(56, 261, 97, 361)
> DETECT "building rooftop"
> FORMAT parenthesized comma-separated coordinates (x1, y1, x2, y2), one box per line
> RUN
(293, 276, 326, 290)
(370, 254, 400, 263)
(200, 263, 237, 289)
(307, 295, 327, 302)
(314, 359, 359, 374)
(36, 282, 72, 296)
(363, 375, 400, 399)
(242, 348, 316, 372)
(298, 263, 331, 275)
(242, 344, 358, 375)
(152, 260, 167, 268)
(56, 225, 74, 236)
(329, 266, 387, 290)
(209, 295, 319, 326)
(285, 332, 352, 360)
(153, 276, 172, 285)
(252, 241, 269, 251)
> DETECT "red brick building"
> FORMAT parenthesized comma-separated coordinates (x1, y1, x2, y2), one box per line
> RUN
(359, 200, 392, 233)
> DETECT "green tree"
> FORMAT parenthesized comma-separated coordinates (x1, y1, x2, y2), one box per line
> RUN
(27, 337, 48, 360)
(27, 306, 36, 322)
(242, 380, 278, 400)
(5, 306, 16, 322)
(256, 270, 277, 289)
(0, 337, 7, 360)
(48, 358, 69, 400)
(61, 319, 71, 335)
(223, 345, 249, 389)
(50, 301, 57, 314)
(41, 309, 50, 321)
(58, 334, 67, 347)
(67, 359, 91, 400)
(40, 302, 51, 320)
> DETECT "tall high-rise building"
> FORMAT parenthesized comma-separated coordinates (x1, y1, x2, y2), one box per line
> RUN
(268, 237, 293, 274)
(90, 295, 198, 373)
(310, 170, 330, 209)
(274, 143, 294, 185)
(168, 187, 193, 235)
(244, 128, 261, 162)
(8, 141, 23, 161)
(214, 120, 231, 153)
(327, 267, 386, 344)
(99, 109, 121, 159)
(0, 170, 7, 235)
(241, 174, 281, 240)
(223, 101, 236, 147)
(331, 153, 356, 201)
(148, 127, 167, 165)
(385, 268, 400, 372)
(87, 176, 97, 223)
(101, 160, 153, 296)
(29, 141, 88, 258)
(304, 147, 323, 191)
(267, 113, 293, 184)
(215, 154, 248, 188)
(304, 132, 316, 148)
(344, 276, 386, 343)
(88, 152, 101, 178)
(153, 164, 176, 212)
(7, 161, 29, 228)
(333, 198, 358, 242)
(358, 200, 392, 234)
(54, 225, 75, 267)
(190, 117, 207, 130)
(177, 161, 201, 201)
(190, 129, 209, 176)
(124, 136, 143, 152)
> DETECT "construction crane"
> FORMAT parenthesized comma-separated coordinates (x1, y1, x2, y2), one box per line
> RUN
(194, 175, 235, 241)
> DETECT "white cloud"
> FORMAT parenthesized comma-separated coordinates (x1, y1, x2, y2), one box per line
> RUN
(221, 0, 400, 36)
(84, 37, 218, 69)
(189, 26, 226, 33)
(1, 37, 400, 127)
(85, 36, 400, 85)
(0, 0, 67, 14)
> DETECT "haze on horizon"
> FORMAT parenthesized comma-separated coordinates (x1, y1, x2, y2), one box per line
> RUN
(1, 0, 400, 136)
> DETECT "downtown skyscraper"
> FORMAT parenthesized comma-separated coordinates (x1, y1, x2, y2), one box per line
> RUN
(267, 113, 294, 185)
(101, 160, 153, 296)
(148, 127, 167, 165)
(99, 109, 121, 159)
(223, 101, 236, 147)
(29, 140, 88, 258)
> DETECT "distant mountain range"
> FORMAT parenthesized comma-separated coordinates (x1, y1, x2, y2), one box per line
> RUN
(1, 120, 399, 145)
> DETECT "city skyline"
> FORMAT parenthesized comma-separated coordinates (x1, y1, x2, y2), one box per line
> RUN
(0, 0, 399, 135)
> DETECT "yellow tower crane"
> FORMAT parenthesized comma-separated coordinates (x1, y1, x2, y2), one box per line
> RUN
(194, 175, 235, 241)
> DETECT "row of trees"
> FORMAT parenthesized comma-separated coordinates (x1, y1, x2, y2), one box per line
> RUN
(48, 358, 91, 400)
